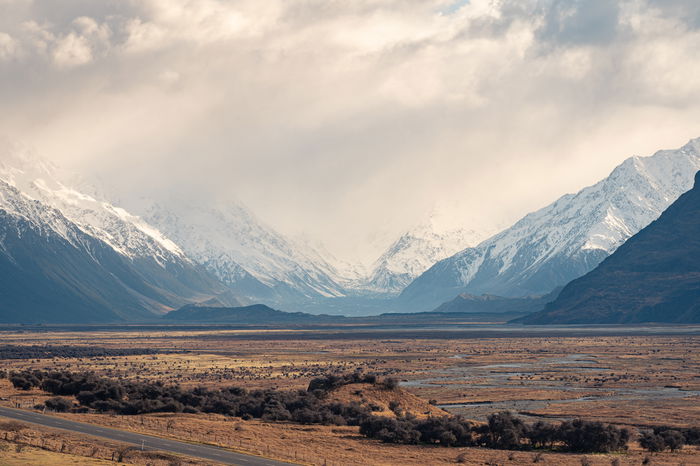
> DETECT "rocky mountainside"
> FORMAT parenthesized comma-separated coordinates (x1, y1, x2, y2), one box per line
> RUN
(0, 156, 229, 323)
(137, 198, 350, 305)
(400, 138, 700, 311)
(522, 170, 700, 324)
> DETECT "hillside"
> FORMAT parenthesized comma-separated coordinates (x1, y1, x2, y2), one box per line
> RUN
(327, 383, 447, 419)
(163, 303, 345, 324)
(0, 186, 160, 323)
(433, 288, 561, 315)
(522, 171, 700, 324)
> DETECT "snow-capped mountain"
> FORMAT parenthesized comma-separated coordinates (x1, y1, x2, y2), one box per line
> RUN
(0, 154, 185, 265)
(0, 153, 230, 322)
(0, 178, 224, 322)
(524, 170, 700, 325)
(0, 178, 150, 322)
(135, 195, 494, 304)
(400, 138, 700, 311)
(136, 198, 350, 304)
(363, 222, 491, 295)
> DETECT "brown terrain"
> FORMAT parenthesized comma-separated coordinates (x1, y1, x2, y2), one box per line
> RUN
(0, 325, 699, 465)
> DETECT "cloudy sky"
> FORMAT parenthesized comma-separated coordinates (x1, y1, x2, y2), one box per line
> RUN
(1, 0, 700, 263)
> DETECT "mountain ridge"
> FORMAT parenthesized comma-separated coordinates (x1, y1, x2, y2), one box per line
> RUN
(0, 156, 233, 322)
(521, 170, 700, 324)
(399, 138, 700, 311)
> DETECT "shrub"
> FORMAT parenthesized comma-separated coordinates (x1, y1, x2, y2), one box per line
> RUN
(9, 376, 33, 391)
(527, 421, 557, 449)
(660, 430, 684, 452)
(640, 431, 676, 453)
(359, 416, 421, 444)
(44, 397, 73, 412)
(480, 412, 528, 450)
(557, 419, 629, 453)
(380, 378, 399, 390)
(306, 372, 379, 392)
(416, 416, 474, 446)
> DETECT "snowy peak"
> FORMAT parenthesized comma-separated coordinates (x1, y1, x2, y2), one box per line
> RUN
(0, 179, 84, 248)
(290, 234, 368, 287)
(400, 138, 700, 310)
(364, 220, 492, 295)
(0, 155, 186, 265)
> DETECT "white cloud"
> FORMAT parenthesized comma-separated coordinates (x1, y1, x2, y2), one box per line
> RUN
(0, 32, 18, 60)
(51, 16, 111, 67)
(52, 32, 93, 66)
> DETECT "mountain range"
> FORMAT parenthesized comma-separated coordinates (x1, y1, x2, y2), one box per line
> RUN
(137, 198, 348, 304)
(162, 303, 344, 324)
(522, 170, 700, 324)
(0, 151, 484, 320)
(2, 138, 700, 323)
(399, 138, 700, 311)
(135, 200, 489, 306)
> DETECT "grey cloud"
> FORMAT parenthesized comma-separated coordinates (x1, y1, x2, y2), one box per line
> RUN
(537, 0, 620, 46)
(645, 0, 700, 29)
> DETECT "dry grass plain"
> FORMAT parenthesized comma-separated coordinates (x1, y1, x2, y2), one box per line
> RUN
(0, 419, 207, 465)
(1, 325, 699, 465)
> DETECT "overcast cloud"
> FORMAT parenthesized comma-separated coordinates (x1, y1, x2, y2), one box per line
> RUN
(1, 0, 700, 262)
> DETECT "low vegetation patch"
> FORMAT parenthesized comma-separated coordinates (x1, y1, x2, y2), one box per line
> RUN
(0, 345, 160, 360)
(10, 369, 698, 455)
(360, 411, 631, 453)
(10, 369, 375, 425)
(638, 425, 700, 452)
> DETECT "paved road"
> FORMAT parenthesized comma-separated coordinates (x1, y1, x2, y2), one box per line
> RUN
(0, 406, 295, 465)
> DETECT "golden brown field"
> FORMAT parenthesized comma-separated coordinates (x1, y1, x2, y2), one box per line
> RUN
(1, 325, 699, 465)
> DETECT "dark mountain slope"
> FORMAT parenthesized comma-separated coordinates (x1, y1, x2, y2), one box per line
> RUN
(163, 304, 345, 324)
(0, 211, 155, 323)
(434, 288, 561, 315)
(522, 171, 700, 324)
